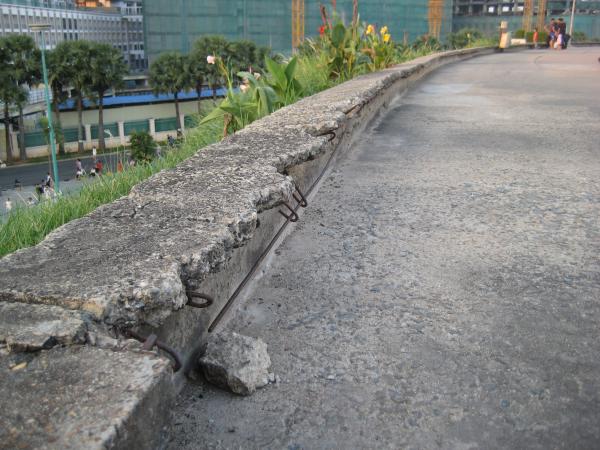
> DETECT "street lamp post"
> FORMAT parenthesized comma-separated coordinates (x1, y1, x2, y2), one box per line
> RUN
(569, 0, 576, 38)
(29, 24, 60, 192)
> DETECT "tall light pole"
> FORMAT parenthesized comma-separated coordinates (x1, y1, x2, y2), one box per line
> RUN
(569, 0, 576, 37)
(29, 23, 60, 192)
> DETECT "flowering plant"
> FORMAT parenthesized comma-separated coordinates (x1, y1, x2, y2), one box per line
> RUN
(362, 24, 395, 71)
(201, 54, 286, 137)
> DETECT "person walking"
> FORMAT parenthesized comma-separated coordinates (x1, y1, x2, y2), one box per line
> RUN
(558, 18, 568, 48)
(545, 18, 556, 48)
(45, 172, 54, 189)
(76, 158, 84, 180)
(533, 28, 539, 49)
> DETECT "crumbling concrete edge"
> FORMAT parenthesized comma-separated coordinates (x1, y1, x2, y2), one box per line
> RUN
(0, 47, 503, 450)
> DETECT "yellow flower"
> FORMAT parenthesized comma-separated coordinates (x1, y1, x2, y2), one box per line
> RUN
(383, 33, 391, 43)
(380, 26, 388, 35)
(366, 24, 374, 35)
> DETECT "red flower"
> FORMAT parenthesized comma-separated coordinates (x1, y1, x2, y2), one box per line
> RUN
(319, 25, 326, 36)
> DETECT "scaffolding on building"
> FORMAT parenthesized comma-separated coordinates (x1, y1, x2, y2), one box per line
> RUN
(292, 0, 305, 51)
(522, 0, 534, 31)
(536, 0, 547, 31)
(429, 0, 445, 38)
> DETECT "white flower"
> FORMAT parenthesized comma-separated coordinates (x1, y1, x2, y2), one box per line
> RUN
(240, 83, 249, 93)
(206, 55, 216, 65)
(254, 72, 261, 80)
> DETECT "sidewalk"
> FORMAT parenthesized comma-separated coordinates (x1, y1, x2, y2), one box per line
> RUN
(0, 179, 92, 217)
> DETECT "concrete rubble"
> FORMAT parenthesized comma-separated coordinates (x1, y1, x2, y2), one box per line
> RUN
(199, 331, 272, 396)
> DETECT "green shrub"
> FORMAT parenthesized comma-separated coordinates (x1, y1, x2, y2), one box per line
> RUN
(525, 31, 534, 42)
(514, 29, 526, 39)
(129, 130, 156, 163)
(572, 31, 588, 41)
(446, 28, 484, 49)
(413, 35, 444, 51)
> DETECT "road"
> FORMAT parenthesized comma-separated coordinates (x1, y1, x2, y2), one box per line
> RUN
(166, 48, 600, 449)
(0, 152, 124, 191)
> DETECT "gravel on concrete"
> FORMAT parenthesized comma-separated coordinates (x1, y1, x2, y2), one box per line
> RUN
(166, 48, 600, 449)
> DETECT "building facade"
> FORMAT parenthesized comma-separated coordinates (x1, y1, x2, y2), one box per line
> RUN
(108, 0, 146, 71)
(143, 0, 454, 62)
(0, 0, 146, 72)
(453, 0, 600, 38)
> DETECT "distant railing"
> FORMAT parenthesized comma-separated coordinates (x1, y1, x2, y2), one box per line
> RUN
(18, 116, 193, 152)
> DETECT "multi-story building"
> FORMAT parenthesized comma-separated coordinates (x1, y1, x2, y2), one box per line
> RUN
(104, 1, 146, 71)
(0, 0, 146, 72)
(143, 0, 454, 62)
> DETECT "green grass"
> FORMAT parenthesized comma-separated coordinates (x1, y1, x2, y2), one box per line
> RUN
(0, 121, 221, 257)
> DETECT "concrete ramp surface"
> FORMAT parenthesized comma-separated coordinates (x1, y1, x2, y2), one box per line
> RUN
(167, 49, 600, 449)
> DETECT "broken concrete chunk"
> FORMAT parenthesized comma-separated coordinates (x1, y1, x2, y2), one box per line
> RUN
(0, 302, 87, 353)
(199, 332, 271, 396)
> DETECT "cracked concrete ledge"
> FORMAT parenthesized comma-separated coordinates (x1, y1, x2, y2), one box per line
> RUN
(0, 47, 495, 449)
(0, 47, 491, 330)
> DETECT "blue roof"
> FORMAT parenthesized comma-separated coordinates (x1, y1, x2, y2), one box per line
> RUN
(60, 87, 229, 110)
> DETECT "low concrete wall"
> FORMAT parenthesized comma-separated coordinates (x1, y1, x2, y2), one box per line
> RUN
(0, 47, 496, 449)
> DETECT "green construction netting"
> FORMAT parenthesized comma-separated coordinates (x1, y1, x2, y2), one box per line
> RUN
(144, 0, 454, 60)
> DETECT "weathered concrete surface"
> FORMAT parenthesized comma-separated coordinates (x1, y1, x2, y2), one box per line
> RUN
(0, 345, 172, 450)
(166, 49, 600, 449)
(199, 332, 271, 396)
(0, 303, 88, 353)
(0, 48, 493, 448)
(0, 48, 490, 329)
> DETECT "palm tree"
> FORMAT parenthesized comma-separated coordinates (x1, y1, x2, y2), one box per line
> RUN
(4, 35, 41, 161)
(149, 52, 191, 131)
(191, 36, 229, 103)
(0, 79, 27, 164)
(228, 40, 259, 76)
(65, 40, 93, 153)
(87, 43, 127, 151)
(0, 36, 32, 163)
(188, 44, 208, 115)
(47, 43, 74, 156)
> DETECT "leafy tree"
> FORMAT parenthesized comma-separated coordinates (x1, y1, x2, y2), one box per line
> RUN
(53, 40, 93, 152)
(129, 130, 155, 163)
(191, 36, 229, 102)
(0, 77, 27, 163)
(2, 35, 41, 160)
(0, 37, 29, 162)
(86, 43, 127, 151)
(187, 44, 208, 115)
(228, 40, 259, 75)
(47, 43, 75, 155)
(149, 52, 191, 130)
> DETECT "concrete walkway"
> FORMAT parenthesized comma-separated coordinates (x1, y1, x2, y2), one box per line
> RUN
(166, 49, 600, 449)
